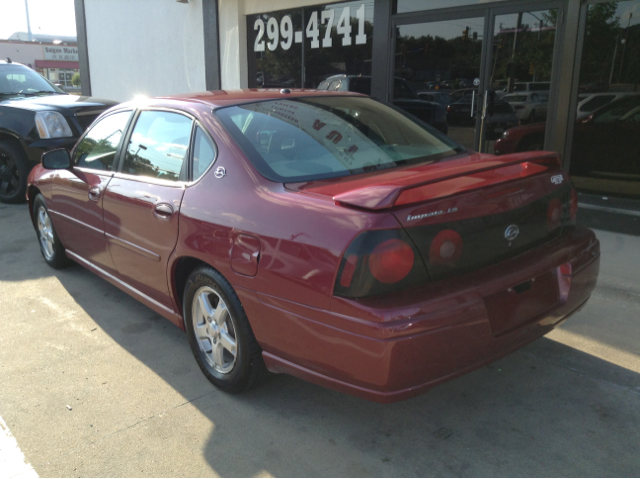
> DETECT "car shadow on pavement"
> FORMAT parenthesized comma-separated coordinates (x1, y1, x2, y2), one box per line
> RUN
(50, 263, 640, 477)
(0, 204, 52, 283)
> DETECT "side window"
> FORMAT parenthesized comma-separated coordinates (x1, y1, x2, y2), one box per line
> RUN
(193, 127, 216, 180)
(74, 111, 131, 171)
(122, 110, 192, 181)
(394, 80, 416, 100)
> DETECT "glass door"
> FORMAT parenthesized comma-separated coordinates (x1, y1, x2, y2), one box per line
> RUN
(391, 2, 562, 154)
(481, 7, 560, 155)
(393, 16, 487, 150)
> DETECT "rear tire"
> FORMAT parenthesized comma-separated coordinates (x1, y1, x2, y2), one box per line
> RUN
(0, 140, 29, 204)
(33, 194, 72, 269)
(183, 266, 268, 393)
(517, 135, 545, 153)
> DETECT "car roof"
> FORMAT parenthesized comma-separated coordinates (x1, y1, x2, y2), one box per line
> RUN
(123, 89, 367, 110)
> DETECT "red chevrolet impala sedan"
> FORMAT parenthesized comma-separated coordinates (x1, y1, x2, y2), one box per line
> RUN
(27, 90, 600, 403)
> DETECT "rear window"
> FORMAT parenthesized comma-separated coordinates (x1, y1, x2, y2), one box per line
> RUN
(505, 95, 528, 102)
(580, 95, 615, 112)
(493, 102, 514, 114)
(349, 78, 371, 95)
(529, 83, 550, 91)
(216, 96, 463, 183)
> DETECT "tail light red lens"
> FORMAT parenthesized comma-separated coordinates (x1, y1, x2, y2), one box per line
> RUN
(515, 105, 526, 110)
(429, 229, 463, 265)
(334, 229, 429, 298)
(368, 239, 414, 284)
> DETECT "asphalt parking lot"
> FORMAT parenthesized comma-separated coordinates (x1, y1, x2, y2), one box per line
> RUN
(1, 201, 639, 477)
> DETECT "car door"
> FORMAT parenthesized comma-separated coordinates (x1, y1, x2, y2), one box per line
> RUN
(102, 109, 193, 308)
(50, 110, 132, 273)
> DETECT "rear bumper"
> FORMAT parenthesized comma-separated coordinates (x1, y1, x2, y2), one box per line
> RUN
(239, 225, 600, 403)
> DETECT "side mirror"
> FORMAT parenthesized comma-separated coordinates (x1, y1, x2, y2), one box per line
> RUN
(42, 148, 71, 169)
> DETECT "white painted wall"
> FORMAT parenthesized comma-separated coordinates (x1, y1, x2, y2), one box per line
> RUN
(219, 0, 328, 90)
(84, 0, 207, 102)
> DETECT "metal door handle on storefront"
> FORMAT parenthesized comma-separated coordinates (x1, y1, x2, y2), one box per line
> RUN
(471, 91, 476, 118)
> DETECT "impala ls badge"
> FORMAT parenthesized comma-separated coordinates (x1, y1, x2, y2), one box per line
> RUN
(505, 224, 520, 242)
(551, 174, 563, 185)
(214, 166, 226, 179)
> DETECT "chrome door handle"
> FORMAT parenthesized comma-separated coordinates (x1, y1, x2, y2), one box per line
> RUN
(88, 186, 101, 201)
(153, 203, 174, 220)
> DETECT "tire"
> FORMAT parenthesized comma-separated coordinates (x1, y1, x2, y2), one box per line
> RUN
(33, 194, 72, 269)
(183, 266, 268, 393)
(517, 135, 545, 153)
(0, 140, 29, 204)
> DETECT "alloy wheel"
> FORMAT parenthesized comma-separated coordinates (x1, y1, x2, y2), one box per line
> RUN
(191, 286, 238, 374)
(37, 206, 55, 261)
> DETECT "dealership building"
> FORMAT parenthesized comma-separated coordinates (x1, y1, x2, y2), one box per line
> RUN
(73, 0, 640, 216)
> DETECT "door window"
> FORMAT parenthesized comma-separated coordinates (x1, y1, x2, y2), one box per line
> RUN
(122, 110, 193, 182)
(74, 111, 132, 171)
(193, 127, 216, 180)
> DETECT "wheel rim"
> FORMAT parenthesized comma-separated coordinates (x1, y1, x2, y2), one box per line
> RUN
(0, 152, 20, 198)
(192, 286, 238, 374)
(37, 206, 55, 260)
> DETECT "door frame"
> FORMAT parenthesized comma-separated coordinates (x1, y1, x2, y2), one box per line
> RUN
(388, 0, 566, 152)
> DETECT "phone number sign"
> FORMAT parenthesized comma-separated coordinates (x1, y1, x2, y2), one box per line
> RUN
(253, 4, 368, 52)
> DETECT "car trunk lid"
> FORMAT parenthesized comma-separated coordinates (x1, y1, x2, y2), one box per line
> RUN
(288, 150, 572, 283)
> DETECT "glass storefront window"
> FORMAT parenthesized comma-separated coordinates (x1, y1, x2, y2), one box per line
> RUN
(247, 1, 374, 89)
(488, 10, 557, 154)
(394, 18, 485, 149)
(570, 0, 640, 199)
(394, 0, 508, 15)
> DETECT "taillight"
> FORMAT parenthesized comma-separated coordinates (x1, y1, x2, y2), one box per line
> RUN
(514, 105, 526, 110)
(429, 229, 463, 265)
(447, 106, 452, 112)
(368, 239, 414, 284)
(334, 229, 429, 298)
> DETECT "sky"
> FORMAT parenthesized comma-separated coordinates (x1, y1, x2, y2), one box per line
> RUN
(0, 0, 77, 40)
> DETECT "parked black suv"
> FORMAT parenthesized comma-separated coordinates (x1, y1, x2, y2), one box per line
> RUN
(316, 75, 448, 135)
(0, 60, 118, 203)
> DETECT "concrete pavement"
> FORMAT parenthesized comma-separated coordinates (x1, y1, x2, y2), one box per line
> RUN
(1, 201, 639, 477)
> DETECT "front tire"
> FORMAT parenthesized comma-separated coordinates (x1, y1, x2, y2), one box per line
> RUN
(0, 140, 29, 204)
(33, 194, 71, 269)
(183, 266, 267, 393)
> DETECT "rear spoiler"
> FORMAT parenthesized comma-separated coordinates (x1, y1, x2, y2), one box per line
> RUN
(333, 152, 562, 210)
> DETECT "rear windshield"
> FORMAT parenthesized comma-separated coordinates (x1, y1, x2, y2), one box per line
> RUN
(504, 95, 528, 102)
(493, 102, 514, 114)
(216, 96, 463, 183)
